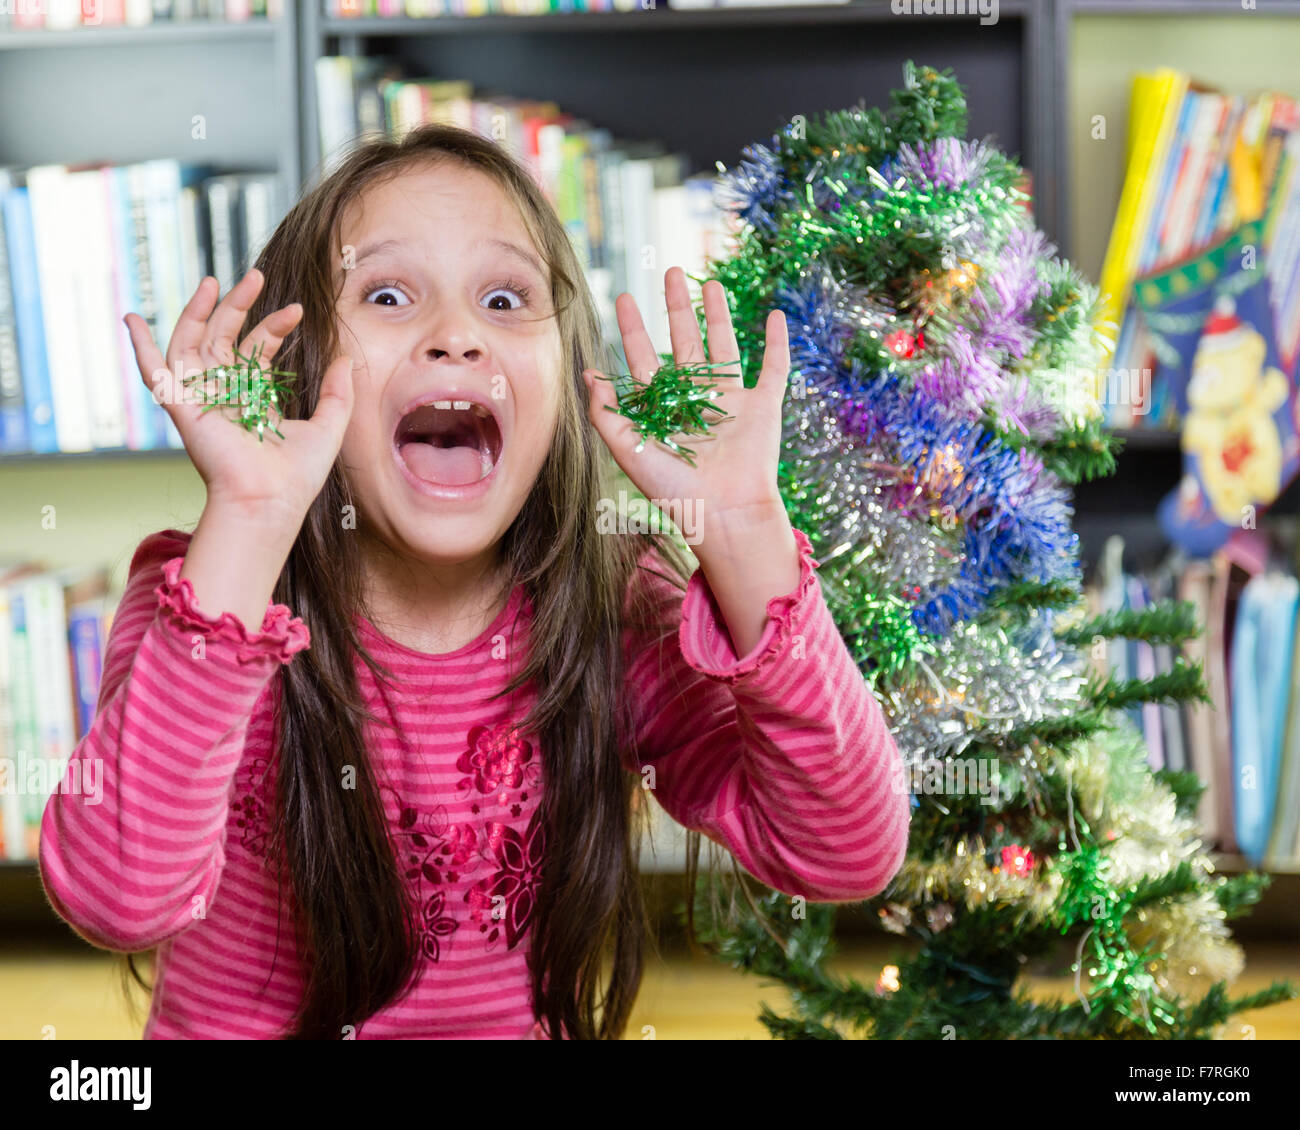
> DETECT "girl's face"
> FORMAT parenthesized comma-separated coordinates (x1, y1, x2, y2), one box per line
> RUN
(333, 161, 564, 574)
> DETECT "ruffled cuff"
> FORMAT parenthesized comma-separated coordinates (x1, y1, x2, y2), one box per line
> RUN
(155, 556, 311, 666)
(678, 526, 820, 685)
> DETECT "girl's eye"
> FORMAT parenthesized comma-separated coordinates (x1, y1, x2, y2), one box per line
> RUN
(364, 284, 411, 307)
(482, 284, 529, 312)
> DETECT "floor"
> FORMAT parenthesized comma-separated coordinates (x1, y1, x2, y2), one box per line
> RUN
(2, 938, 1296, 1039)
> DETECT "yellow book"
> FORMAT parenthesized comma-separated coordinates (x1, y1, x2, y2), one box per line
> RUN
(1226, 93, 1273, 230)
(1096, 68, 1190, 367)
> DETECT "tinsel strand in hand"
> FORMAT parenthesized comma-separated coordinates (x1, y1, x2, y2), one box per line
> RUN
(183, 342, 296, 442)
(595, 358, 738, 466)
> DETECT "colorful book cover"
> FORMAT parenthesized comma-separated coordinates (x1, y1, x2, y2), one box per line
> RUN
(1098, 69, 1190, 369)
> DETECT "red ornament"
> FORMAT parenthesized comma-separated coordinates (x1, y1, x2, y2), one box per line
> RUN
(885, 329, 917, 359)
(1000, 844, 1035, 877)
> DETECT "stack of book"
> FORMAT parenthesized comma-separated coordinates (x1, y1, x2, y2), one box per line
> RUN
(0, 563, 109, 861)
(1098, 69, 1300, 430)
(0, 163, 283, 455)
(0, 0, 280, 30)
(314, 58, 737, 351)
(1089, 532, 1300, 868)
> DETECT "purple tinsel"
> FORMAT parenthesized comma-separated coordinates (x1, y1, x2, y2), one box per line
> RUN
(893, 136, 996, 193)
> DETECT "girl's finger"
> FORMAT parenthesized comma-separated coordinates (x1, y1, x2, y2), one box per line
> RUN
(665, 267, 706, 367)
(237, 303, 304, 365)
(757, 309, 791, 401)
(199, 268, 267, 362)
(125, 313, 179, 418)
(308, 354, 355, 446)
(165, 277, 220, 369)
(702, 279, 743, 380)
(582, 367, 636, 469)
(614, 292, 662, 386)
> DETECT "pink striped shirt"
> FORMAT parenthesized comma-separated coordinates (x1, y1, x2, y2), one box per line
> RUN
(38, 525, 909, 1039)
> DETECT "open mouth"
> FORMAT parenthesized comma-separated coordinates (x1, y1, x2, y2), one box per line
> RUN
(395, 400, 504, 487)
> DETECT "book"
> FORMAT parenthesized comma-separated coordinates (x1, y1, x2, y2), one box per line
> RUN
(65, 166, 128, 450)
(1097, 69, 1189, 370)
(25, 166, 93, 453)
(0, 186, 57, 454)
(0, 169, 27, 454)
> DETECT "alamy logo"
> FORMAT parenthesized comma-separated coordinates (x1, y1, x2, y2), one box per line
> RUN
(890, 0, 999, 25)
(49, 1061, 151, 1110)
(0, 756, 102, 805)
(595, 490, 703, 545)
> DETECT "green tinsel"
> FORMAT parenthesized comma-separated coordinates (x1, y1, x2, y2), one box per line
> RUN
(596, 359, 737, 467)
(1053, 837, 1174, 1033)
(183, 342, 295, 442)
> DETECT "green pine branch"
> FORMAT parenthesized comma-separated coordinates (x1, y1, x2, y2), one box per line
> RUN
(991, 709, 1112, 750)
(1127, 860, 1201, 910)
(1166, 979, 1300, 1038)
(1088, 658, 1211, 711)
(1151, 767, 1207, 821)
(758, 1004, 845, 1040)
(887, 60, 969, 150)
(1038, 424, 1122, 484)
(987, 579, 1083, 612)
(1213, 872, 1272, 919)
(1059, 601, 1202, 648)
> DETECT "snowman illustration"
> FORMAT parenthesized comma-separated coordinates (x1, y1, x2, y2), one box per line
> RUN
(1180, 294, 1290, 523)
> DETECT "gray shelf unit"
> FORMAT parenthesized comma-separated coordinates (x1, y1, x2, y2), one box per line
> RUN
(299, 1, 1063, 249)
(0, 14, 300, 190)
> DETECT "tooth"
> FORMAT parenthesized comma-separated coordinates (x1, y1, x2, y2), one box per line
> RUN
(432, 400, 452, 409)
(452, 400, 471, 410)
(471, 404, 488, 417)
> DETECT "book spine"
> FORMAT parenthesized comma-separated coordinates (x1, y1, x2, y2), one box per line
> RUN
(67, 603, 104, 745)
(124, 165, 168, 450)
(1, 188, 57, 454)
(6, 591, 39, 859)
(142, 162, 186, 449)
(0, 172, 27, 454)
(206, 179, 237, 296)
(26, 166, 93, 453)
(0, 587, 17, 860)
(106, 168, 145, 450)
(68, 170, 128, 450)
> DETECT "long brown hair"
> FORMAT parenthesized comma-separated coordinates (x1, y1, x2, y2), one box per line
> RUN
(125, 123, 704, 1039)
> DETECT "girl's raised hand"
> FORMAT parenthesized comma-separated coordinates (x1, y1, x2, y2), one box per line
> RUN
(583, 266, 791, 538)
(124, 269, 354, 523)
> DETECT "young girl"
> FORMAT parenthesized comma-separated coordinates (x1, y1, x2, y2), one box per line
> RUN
(38, 124, 910, 1040)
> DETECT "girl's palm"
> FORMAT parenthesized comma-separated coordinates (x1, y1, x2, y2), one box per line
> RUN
(125, 269, 354, 519)
(585, 267, 789, 522)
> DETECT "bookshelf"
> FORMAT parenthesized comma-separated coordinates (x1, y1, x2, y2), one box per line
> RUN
(3, 1, 1299, 893)
(1061, 0, 1300, 571)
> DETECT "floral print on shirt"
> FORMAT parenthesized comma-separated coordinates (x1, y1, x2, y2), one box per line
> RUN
(388, 720, 545, 962)
(232, 756, 271, 859)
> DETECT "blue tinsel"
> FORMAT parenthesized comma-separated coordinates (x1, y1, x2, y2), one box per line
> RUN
(822, 371, 1080, 637)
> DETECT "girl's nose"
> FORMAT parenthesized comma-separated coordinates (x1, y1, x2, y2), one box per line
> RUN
(419, 305, 486, 365)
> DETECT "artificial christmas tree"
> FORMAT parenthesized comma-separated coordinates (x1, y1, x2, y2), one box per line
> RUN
(684, 62, 1298, 1039)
